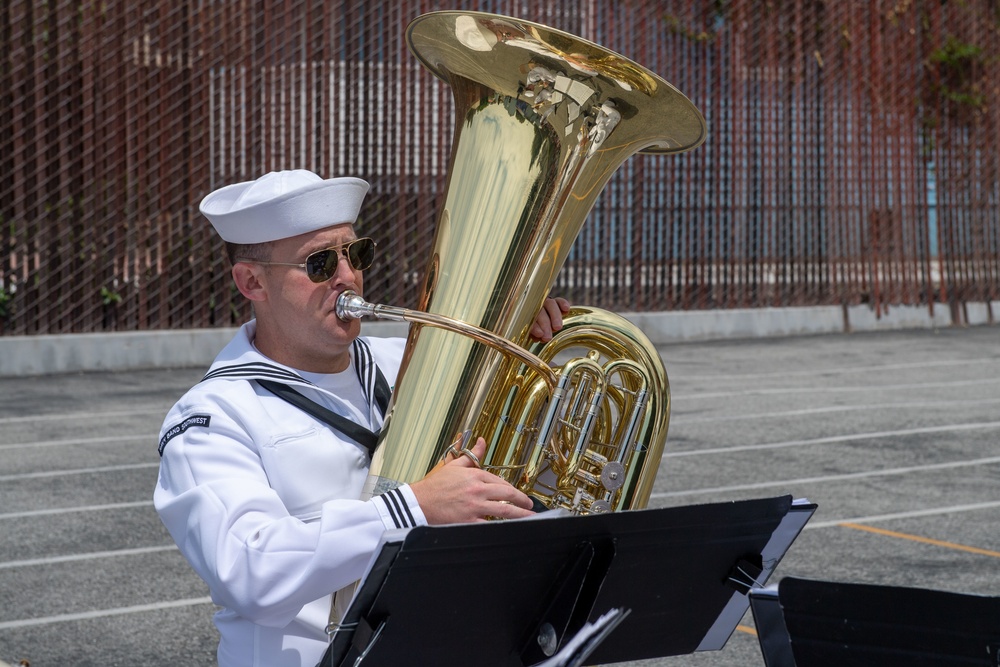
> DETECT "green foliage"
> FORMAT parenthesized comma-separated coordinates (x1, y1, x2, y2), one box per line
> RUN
(100, 286, 122, 306)
(663, 13, 716, 43)
(662, 2, 731, 44)
(930, 34, 984, 66)
(919, 30, 990, 156)
(0, 285, 12, 319)
(926, 34, 987, 112)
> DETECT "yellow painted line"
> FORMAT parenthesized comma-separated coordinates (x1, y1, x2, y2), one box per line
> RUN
(840, 522, 1000, 559)
(736, 624, 757, 636)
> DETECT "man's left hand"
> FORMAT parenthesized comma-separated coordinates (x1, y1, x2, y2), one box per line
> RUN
(530, 297, 571, 342)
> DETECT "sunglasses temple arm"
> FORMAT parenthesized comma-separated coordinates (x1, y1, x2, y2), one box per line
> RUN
(333, 291, 557, 387)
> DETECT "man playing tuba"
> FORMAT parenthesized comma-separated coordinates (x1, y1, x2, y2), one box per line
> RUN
(153, 169, 570, 667)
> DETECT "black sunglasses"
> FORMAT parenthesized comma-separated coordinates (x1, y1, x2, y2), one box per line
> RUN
(238, 237, 376, 283)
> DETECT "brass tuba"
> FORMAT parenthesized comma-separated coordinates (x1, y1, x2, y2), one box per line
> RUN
(338, 11, 706, 514)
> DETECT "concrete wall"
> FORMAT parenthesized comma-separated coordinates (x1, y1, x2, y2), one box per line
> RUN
(0, 302, 995, 377)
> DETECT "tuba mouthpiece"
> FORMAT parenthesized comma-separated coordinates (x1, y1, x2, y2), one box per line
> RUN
(335, 290, 371, 321)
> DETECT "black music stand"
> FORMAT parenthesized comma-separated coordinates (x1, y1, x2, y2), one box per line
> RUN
(321, 495, 815, 667)
(749, 576, 1000, 667)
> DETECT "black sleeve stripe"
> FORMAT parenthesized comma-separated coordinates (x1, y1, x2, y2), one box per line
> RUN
(379, 487, 417, 529)
(393, 488, 417, 526)
(388, 488, 412, 527)
(379, 490, 403, 528)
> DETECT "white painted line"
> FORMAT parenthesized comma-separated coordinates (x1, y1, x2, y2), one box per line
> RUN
(0, 545, 177, 569)
(0, 501, 153, 521)
(0, 463, 159, 482)
(651, 454, 1000, 499)
(671, 397, 1000, 425)
(0, 435, 150, 451)
(663, 421, 1000, 457)
(675, 357, 1000, 381)
(805, 500, 1000, 529)
(0, 597, 214, 630)
(0, 408, 166, 425)
(677, 377, 1000, 401)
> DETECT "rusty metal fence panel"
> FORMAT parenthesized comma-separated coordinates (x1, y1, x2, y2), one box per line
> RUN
(1, 0, 998, 335)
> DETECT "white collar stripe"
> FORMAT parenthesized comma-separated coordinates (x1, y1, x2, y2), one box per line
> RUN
(203, 363, 308, 384)
(352, 339, 378, 426)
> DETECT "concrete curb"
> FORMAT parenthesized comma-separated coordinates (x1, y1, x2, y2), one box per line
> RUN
(0, 302, 995, 377)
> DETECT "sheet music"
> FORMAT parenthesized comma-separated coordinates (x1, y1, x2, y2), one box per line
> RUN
(530, 608, 630, 667)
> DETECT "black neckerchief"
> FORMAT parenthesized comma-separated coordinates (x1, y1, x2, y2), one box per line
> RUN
(256, 364, 390, 457)
(252, 338, 392, 457)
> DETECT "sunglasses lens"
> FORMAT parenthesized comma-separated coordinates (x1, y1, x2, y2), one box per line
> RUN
(348, 238, 376, 271)
(305, 249, 338, 283)
(303, 239, 375, 282)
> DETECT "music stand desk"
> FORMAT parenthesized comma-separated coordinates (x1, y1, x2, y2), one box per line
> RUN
(750, 576, 1000, 667)
(325, 495, 815, 667)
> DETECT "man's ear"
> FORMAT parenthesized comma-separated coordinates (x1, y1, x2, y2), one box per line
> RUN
(232, 262, 268, 302)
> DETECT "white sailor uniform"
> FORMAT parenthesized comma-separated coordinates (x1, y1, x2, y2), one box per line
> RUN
(154, 321, 423, 667)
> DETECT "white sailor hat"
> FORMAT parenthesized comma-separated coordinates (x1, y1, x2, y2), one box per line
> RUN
(199, 170, 370, 244)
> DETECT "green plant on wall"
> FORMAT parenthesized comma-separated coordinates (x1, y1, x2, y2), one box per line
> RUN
(100, 286, 122, 306)
(918, 29, 990, 157)
(927, 34, 986, 111)
(0, 284, 12, 320)
(100, 285, 123, 331)
(662, 0, 730, 43)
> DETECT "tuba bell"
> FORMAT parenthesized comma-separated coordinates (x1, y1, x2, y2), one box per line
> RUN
(339, 10, 706, 514)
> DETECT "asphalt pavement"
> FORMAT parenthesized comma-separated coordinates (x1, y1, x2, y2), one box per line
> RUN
(1, 324, 998, 666)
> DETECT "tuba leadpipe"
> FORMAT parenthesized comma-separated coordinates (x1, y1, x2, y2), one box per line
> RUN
(350, 10, 706, 513)
(336, 290, 557, 388)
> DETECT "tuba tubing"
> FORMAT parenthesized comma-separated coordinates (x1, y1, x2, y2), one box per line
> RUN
(336, 290, 557, 387)
(355, 10, 705, 513)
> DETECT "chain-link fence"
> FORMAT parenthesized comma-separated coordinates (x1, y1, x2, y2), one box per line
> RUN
(2, 1, 998, 335)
